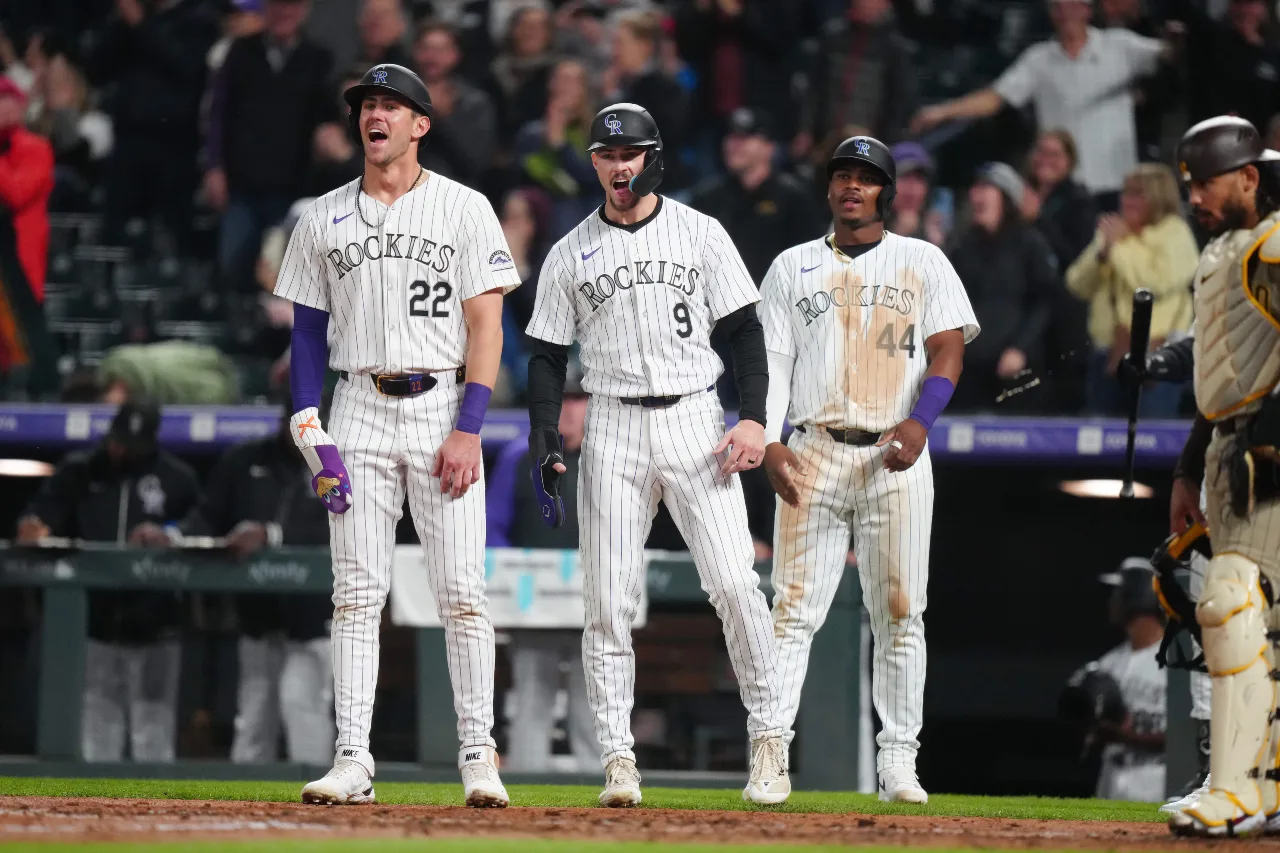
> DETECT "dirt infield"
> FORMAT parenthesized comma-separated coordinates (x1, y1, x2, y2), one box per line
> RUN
(2, 796, 1279, 849)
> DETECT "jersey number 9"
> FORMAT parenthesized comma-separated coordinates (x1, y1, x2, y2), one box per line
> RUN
(673, 302, 692, 339)
(409, 280, 453, 318)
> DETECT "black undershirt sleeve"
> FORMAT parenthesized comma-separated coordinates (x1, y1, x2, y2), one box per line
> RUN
(528, 338, 570, 434)
(1174, 412, 1213, 485)
(717, 303, 768, 426)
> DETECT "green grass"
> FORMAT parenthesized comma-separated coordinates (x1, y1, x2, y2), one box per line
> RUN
(0, 777, 1163, 822)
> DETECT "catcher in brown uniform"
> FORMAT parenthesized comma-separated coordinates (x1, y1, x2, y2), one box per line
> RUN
(1165, 116, 1280, 838)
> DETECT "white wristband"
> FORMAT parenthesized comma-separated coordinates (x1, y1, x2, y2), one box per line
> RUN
(289, 407, 332, 449)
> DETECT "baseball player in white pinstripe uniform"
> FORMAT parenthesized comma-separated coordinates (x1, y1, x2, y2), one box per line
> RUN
(524, 104, 790, 807)
(760, 137, 979, 804)
(274, 64, 517, 807)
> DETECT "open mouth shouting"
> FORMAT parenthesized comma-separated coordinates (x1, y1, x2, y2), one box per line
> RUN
(611, 175, 635, 204)
(367, 126, 389, 146)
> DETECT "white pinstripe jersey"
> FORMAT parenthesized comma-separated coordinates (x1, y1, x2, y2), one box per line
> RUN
(525, 197, 759, 397)
(760, 232, 979, 433)
(274, 173, 521, 374)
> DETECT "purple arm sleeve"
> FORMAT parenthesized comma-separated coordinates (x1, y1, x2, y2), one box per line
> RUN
(290, 304, 330, 412)
(455, 382, 492, 435)
(908, 375, 955, 431)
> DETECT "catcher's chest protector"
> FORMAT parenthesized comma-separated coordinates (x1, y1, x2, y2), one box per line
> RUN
(1194, 210, 1280, 420)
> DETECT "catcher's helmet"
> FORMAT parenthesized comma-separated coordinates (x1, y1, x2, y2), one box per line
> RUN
(828, 135, 897, 217)
(1176, 115, 1280, 184)
(344, 64, 433, 142)
(587, 103, 663, 197)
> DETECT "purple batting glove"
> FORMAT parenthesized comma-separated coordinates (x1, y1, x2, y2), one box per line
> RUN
(305, 445, 353, 514)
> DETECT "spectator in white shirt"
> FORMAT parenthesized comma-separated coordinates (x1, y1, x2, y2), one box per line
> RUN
(910, 0, 1178, 211)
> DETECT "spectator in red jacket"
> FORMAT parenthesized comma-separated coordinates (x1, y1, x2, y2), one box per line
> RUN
(0, 76, 52, 301)
(0, 74, 56, 399)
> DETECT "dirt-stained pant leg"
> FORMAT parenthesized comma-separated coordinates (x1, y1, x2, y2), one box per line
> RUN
(770, 427, 856, 747)
(851, 444, 933, 774)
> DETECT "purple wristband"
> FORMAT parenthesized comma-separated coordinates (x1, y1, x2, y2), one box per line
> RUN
(908, 376, 955, 431)
(455, 382, 492, 435)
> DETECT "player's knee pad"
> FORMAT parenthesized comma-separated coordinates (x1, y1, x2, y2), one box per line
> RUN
(1197, 553, 1270, 676)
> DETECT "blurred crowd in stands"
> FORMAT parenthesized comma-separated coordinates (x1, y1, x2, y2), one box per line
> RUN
(0, 0, 1275, 416)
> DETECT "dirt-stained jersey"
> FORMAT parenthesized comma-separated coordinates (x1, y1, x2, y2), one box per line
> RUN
(760, 232, 979, 433)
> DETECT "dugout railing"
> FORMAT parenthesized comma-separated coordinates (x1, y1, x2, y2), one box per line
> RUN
(0, 545, 863, 791)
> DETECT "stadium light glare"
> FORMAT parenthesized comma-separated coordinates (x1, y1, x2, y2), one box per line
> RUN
(1058, 479, 1153, 499)
(0, 459, 56, 477)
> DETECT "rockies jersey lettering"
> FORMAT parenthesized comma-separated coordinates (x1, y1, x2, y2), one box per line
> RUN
(525, 198, 759, 397)
(326, 234, 456, 278)
(760, 233, 979, 433)
(795, 280, 916, 323)
(577, 259, 702, 310)
(275, 174, 521, 375)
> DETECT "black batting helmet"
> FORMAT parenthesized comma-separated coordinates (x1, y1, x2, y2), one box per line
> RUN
(1176, 115, 1280, 184)
(587, 103, 663, 197)
(1100, 558, 1164, 620)
(344, 64, 433, 143)
(828, 135, 897, 217)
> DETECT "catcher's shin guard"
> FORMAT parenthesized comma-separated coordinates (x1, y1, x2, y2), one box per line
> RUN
(1172, 554, 1274, 837)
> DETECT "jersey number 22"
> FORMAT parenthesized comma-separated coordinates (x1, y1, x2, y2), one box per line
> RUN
(409, 280, 453, 318)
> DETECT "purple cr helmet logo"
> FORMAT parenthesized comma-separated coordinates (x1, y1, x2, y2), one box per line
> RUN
(854, 140, 870, 156)
(373, 68, 388, 84)
(605, 114, 623, 135)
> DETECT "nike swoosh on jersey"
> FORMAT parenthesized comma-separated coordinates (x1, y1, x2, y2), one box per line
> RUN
(581, 246, 602, 261)
(333, 212, 354, 224)
(801, 264, 820, 274)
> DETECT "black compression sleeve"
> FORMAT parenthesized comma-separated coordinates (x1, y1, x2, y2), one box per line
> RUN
(1174, 412, 1213, 484)
(528, 338, 570, 432)
(718, 304, 768, 426)
(1148, 336, 1195, 383)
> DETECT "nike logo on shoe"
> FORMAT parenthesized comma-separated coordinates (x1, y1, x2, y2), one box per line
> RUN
(342, 749, 357, 758)
(333, 212, 354, 224)
(465, 751, 482, 762)
(581, 247, 601, 261)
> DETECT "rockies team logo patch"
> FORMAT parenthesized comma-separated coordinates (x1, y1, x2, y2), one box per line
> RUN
(606, 114, 623, 135)
(854, 140, 870, 155)
(488, 250, 513, 268)
(373, 68, 388, 84)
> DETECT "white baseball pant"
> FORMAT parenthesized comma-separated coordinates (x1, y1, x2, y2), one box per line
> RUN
(81, 638, 181, 762)
(771, 426, 933, 773)
(231, 634, 335, 764)
(326, 374, 497, 758)
(579, 391, 784, 767)
(505, 629, 596, 773)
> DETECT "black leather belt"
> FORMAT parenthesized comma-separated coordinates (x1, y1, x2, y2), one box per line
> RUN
(618, 386, 715, 408)
(342, 367, 465, 397)
(796, 424, 881, 446)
